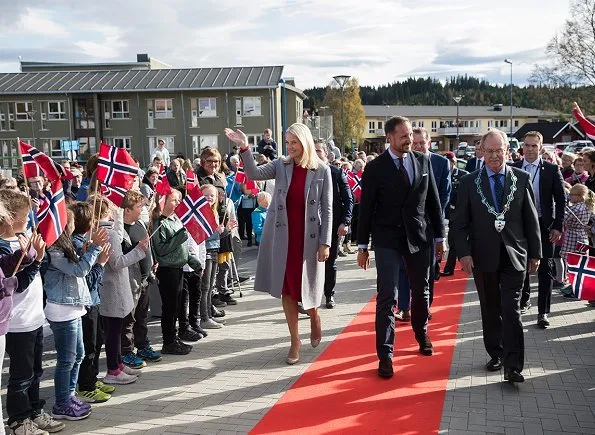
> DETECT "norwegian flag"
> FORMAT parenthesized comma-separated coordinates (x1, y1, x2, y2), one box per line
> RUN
(186, 169, 199, 193)
(573, 107, 595, 142)
(19, 141, 73, 182)
(155, 164, 172, 196)
(576, 242, 591, 255)
(235, 160, 247, 184)
(346, 171, 362, 202)
(37, 180, 68, 247)
(97, 143, 138, 189)
(100, 183, 127, 208)
(175, 187, 218, 245)
(245, 179, 259, 196)
(567, 253, 595, 300)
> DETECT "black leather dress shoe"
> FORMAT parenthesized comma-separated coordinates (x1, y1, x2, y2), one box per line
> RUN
(378, 357, 393, 378)
(504, 369, 525, 383)
(486, 357, 502, 371)
(325, 296, 336, 309)
(417, 334, 433, 356)
(537, 313, 550, 329)
(440, 270, 454, 276)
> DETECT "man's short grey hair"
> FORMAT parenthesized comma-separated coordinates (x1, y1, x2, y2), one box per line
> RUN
(562, 151, 577, 161)
(230, 155, 240, 164)
(481, 129, 509, 148)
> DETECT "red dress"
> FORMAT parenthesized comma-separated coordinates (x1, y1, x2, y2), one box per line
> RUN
(282, 165, 308, 301)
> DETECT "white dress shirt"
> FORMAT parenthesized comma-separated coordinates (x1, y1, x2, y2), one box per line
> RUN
(522, 158, 542, 217)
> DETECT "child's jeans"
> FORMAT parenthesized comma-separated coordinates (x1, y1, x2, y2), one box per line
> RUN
(48, 317, 84, 406)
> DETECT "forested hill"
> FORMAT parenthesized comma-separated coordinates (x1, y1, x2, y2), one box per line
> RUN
(304, 76, 595, 115)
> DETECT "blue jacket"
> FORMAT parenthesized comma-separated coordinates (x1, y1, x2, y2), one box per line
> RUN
(429, 152, 452, 215)
(76, 177, 91, 201)
(73, 234, 104, 306)
(43, 243, 101, 306)
(205, 230, 221, 251)
(226, 173, 243, 208)
(0, 239, 43, 294)
(251, 207, 267, 243)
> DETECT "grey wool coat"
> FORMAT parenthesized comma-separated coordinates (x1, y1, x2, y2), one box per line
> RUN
(240, 149, 333, 309)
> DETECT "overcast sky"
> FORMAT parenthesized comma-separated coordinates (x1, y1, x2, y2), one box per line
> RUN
(0, 0, 571, 89)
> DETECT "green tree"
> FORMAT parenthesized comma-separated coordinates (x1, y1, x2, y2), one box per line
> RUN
(323, 78, 366, 154)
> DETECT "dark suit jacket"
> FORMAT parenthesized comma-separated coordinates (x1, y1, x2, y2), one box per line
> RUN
(357, 150, 445, 254)
(329, 165, 353, 228)
(446, 167, 469, 220)
(429, 152, 451, 214)
(451, 167, 542, 272)
(465, 157, 483, 173)
(510, 159, 565, 231)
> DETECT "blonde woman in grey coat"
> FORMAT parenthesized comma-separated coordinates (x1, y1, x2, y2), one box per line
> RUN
(225, 123, 332, 365)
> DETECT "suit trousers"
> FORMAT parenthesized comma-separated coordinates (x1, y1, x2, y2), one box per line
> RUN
(473, 244, 525, 372)
(375, 245, 430, 360)
(396, 238, 436, 310)
(324, 228, 341, 297)
(520, 221, 554, 314)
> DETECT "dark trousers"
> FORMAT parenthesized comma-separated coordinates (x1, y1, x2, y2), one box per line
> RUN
(121, 284, 150, 353)
(473, 245, 525, 372)
(324, 229, 341, 298)
(102, 316, 123, 371)
(375, 245, 430, 360)
(238, 207, 255, 242)
(520, 221, 554, 314)
(6, 327, 45, 424)
(444, 219, 457, 272)
(397, 239, 437, 310)
(350, 204, 359, 243)
(181, 271, 202, 330)
(78, 306, 103, 391)
(157, 266, 184, 345)
(201, 251, 219, 320)
(216, 261, 230, 295)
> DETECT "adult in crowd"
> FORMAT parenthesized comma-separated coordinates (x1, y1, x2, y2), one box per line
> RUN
(327, 140, 341, 159)
(225, 123, 332, 366)
(314, 140, 353, 309)
(151, 138, 170, 167)
(452, 129, 541, 383)
(560, 152, 577, 180)
(465, 143, 484, 173)
(166, 159, 187, 196)
(238, 181, 257, 247)
(257, 129, 277, 160)
(69, 168, 83, 199)
(441, 152, 468, 276)
(357, 116, 445, 379)
(196, 148, 227, 194)
(226, 155, 243, 209)
(566, 156, 589, 186)
(349, 159, 366, 249)
(140, 168, 159, 201)
(256, 153, 276, 196)
(512, 132, 565, 328)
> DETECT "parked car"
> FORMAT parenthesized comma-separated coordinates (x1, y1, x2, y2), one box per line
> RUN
(565, 140, 594, 155)
(465, 146, 476, 159)
(509, 138, 520, 153)
(456, 159, 467, 171)
(554, 142, 572, 152)
(456, 142, 469, 158)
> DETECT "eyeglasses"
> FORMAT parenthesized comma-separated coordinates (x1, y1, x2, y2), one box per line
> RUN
(483, 149, 506, 156)
(205, 159, 220, 164)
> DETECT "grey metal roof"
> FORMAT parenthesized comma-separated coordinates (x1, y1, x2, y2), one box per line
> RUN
(0, 66, 284, 94)
(364, 105, 561, 118)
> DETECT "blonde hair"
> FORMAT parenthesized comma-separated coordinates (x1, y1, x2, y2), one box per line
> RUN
(283, 123, 321, 170)
(571, 184, 595, 212)
(0, 189, 29, 225)
(256, 191, 272, 208)
(0, 201, 12, 226)
(200, 184, 219, 220)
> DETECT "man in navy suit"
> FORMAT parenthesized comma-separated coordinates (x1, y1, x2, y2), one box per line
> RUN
(395, 127, 451, 322)
(465, 143, 484, 173)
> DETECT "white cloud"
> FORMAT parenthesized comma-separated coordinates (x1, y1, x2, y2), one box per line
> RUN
(18, 8, 71, 38)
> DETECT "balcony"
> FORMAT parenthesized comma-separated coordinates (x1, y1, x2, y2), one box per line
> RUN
(437, 126, 482, 136)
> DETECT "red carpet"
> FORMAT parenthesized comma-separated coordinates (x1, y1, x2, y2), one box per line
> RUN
(250, 270, 469, 435)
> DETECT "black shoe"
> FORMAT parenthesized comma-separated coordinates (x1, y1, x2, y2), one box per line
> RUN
(325, 296, 336, 309)
(162, 340, 192, 355)
(247, 240, 253, 247)
(238, 276, 251, 283)
(486, 357, 503, 371)
(440, 270, 454, 276)
(504, 369, 525, 383)
(211, 306, 226, 318)
(212, 295, 227, 308)
(220, 294, 238, 306)
(553, 280, 564, 289)
(520, 301, 531, 314)
(416, 333, 433, 356)
(190, 323, 208, 338)
(378, 357, 393, 378)
(179, 328, 201, 342)
(537, 313, 550, 329)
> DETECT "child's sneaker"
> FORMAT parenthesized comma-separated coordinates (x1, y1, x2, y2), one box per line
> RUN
(201, 319, 223, 329)
(51, 402, 91, 421)
(137, 344, 162, 362)
(103, 371, 137, 385)
(95, 381, 116, 394)
(70, 396, 92, 412)
(122, 351, 147, 369)
(9, 418, 49, 435)
(122, 365, 142, 377)
(76, 388, 111, 403)
(32, 411, 65, 433)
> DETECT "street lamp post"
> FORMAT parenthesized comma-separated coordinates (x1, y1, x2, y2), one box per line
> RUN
(333, 75, 350, 155)
(453, 96, 462, 151)
(504, 59, 513, 137)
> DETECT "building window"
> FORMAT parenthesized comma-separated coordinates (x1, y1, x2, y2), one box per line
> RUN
(0, 140, 19, 169)
(246, 134, 262, 153)
(191, 135, 218, 155)
(431, 121, 437, 132)
(368, 121, 376, 134)
(378, 121, 383, 130)
(488, 120, 494, 128)
(514, 120, 519, 127)
(418, 121, 424, 128)
(40, 139, 66, 158)
(0, 112, 6, 132)
(148, 136, 175, 155)
(46, 101, 66, 120)
(154, 99, 173, 119)
(111, 101, 130, 119)
(74, 98, 95, 129)
(190, 98, 217, 127)
(242, 97, 262, 116)
(500, 120, 508, 128)
(105, 137, 131, 150)
(411, 121, 417, 128)
(15, 102, 33, 121)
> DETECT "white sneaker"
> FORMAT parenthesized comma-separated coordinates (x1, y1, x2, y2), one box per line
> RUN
(103, 371, 138, 385)
(9, 418, 48, 435)
(32, 411, 65, 433)
(122, 365, 142, 377)
(201, 319, 223, 329)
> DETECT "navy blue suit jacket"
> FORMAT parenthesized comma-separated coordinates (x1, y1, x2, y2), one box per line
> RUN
(429, 153, 452, 214)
